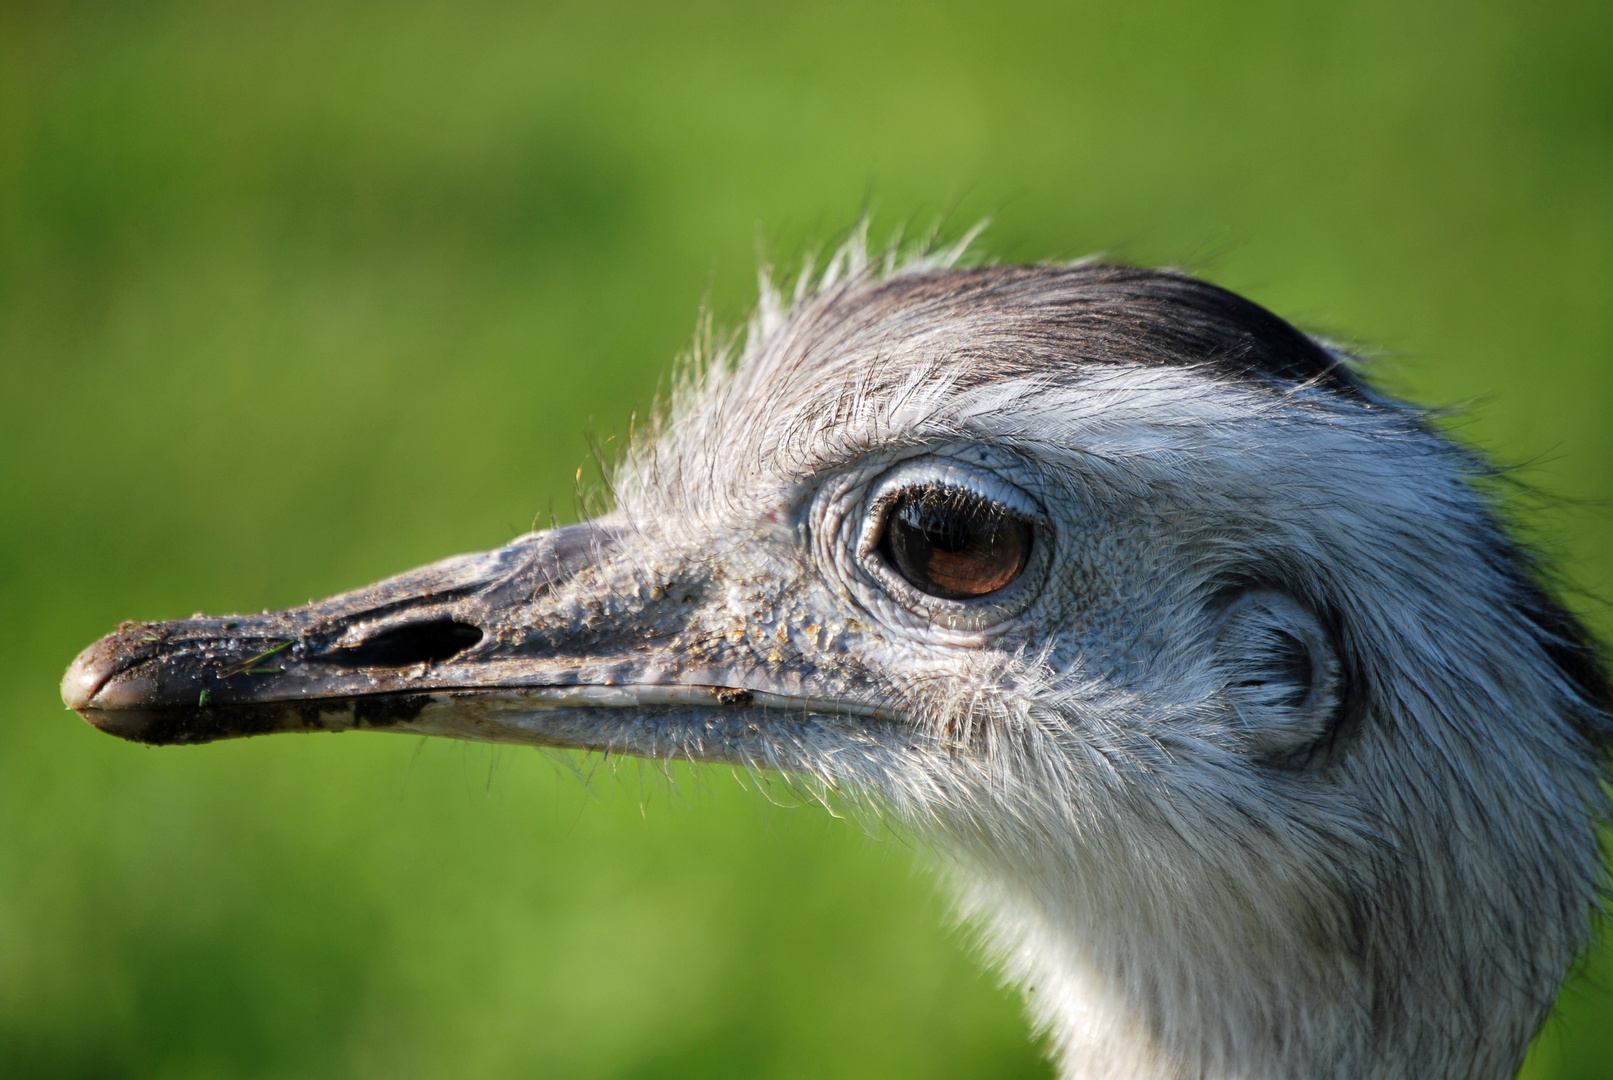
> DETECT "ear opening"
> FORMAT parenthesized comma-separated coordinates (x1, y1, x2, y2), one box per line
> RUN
(1210, 588, 1347, 765)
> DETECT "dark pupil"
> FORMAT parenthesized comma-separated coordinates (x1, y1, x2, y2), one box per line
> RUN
(879, 487, 1032, 600)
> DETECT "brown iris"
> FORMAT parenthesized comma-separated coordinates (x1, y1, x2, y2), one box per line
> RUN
(878, 486, 1033, 600)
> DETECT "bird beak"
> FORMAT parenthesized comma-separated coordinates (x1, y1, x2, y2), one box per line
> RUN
(61, 522, 839, 756)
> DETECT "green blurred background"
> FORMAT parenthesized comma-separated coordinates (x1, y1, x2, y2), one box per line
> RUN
(2, 1, 1610, 1077)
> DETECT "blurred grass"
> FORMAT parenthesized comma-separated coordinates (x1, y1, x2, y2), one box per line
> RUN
(1, 1, 1610, 1077)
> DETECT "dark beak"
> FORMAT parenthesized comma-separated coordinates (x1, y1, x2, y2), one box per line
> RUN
(61, 522, 768, 751)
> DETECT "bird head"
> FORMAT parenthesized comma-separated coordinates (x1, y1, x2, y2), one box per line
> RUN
(62, 242, 1610, 1080)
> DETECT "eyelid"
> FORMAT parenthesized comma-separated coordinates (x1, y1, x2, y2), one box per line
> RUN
(865, 459, 1044, 525)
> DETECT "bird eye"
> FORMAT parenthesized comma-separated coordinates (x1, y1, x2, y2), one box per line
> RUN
(878, 486, 1033, 600)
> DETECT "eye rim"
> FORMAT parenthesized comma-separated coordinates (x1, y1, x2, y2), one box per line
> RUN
(841, 454, 1052, 636)
(875, 484, 1035, 600)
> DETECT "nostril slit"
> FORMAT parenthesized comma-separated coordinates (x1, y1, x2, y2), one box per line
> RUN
(334, 620, 484, 667)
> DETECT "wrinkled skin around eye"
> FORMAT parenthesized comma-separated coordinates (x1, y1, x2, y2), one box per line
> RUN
(879, 487, 1033, 600)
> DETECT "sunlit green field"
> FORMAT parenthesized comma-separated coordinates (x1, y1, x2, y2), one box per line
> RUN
(2, 2, 1610, 1077)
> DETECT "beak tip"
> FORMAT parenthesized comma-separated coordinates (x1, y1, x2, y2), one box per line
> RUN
(61, 625, 168, 741)
(61, 645, 117, 713)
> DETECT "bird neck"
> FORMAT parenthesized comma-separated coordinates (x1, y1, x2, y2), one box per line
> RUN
(960, 876, 1217, 1080)
(952, 860, 1536, 1080)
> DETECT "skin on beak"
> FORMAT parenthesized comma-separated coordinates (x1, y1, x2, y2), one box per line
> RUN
(60, 522, 848, 758)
